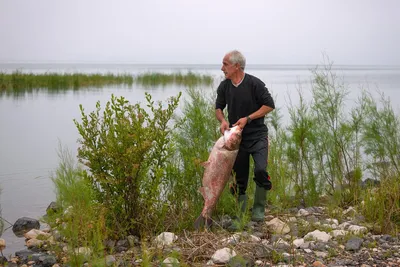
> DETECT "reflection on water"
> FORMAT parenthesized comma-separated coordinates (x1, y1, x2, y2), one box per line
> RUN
(0, 64, 399, 255)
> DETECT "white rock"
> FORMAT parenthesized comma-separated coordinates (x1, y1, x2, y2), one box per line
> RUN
(275, 238, 290, 247)
(26, 239, 44, 248)
(326, 218, 339, 225)
(221, 234, 240, 245)
(211, 248, 237, 264)
(331, 230, 348, 237)
(304, 248, 312, 253)
(297, 209, 310, 216)
(315, 251, 328, 258)
(343, 206, 357, 216)
(266, 218, 291, 234)
(293, 238, 304, 248)
(163, 257, 179, 266)
(250, 235, 261, 242)
(262, 239, 269, 246)
(255, 260, 263, 266)
(155, 232, 178, 246)
(304, 230, 331, 242)
(24, 229, 51, 240)
(348, 225, 368, 235)
(338, 222, 352, 230)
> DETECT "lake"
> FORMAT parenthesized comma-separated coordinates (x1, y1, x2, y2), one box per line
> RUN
(1, 63, 400, 255)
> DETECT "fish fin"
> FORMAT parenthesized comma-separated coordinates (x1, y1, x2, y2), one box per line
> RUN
(200, 160, 210, 168)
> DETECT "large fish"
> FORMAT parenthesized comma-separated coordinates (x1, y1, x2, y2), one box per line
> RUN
(194, 126, 242, 229)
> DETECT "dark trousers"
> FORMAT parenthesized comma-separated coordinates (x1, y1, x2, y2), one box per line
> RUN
(233, 136, 271, 195)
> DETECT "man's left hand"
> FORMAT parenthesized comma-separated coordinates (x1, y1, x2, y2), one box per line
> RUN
(233, 117, 247, 129)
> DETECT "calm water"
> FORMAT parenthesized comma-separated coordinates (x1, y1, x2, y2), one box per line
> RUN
(1, 63, 400, 255)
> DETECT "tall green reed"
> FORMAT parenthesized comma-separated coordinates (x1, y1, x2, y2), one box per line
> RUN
(135, 72, 213, 88)
(48, 147, 107, 266)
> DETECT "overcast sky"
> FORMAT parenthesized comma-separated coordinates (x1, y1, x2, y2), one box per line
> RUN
(0, 0, 399, 65)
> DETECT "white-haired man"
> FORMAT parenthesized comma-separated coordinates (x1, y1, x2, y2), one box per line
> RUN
(215, 50, 275, 227)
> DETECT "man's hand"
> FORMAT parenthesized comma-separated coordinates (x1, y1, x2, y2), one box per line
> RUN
(220, 120, 229, 135)
(233, 117, 247, 129)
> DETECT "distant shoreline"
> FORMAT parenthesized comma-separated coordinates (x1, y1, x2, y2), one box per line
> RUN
(1, 62, 400, 71)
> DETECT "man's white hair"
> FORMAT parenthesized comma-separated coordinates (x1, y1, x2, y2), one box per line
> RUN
(228, 50, 246, 71)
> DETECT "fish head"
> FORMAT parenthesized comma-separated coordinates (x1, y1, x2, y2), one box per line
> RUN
(223, 126, 242, 150)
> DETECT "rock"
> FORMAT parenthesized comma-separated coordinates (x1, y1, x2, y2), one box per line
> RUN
(46, 201, 60, 215)
(105, 255, 116, 266)
(312, 261, 326, 267)
(12, 217, 40, 236)
(345, 237, 363, 251)
(222, 234, 241, 245)
(325, 218, 339, 225)
(228, 255, 252, 267)
(24, 229, 51, 240)
(163, 257, 179, 266)
(304, 230, 331, 242)
(297, 209, 310, 216)
(14, 250, 35, 261)
(26, 238, 44, 248)
(338, 221, 352, 230)
(348, 225, 368, 235)
(343, 206, 357, 217)
(331, 229, 348, 237)
(211, 248, 237, 264)
(41, 255, 57, 267)
(266, 218, 290, 234)
(155, 232, 178, 246)
(315, 251, 328, 258)
(293, 238, 304, 248)
(127, 235, 140, 247)
(0, 238, 5, 251)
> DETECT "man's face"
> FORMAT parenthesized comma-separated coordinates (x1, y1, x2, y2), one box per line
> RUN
(221, 54, 239, 80)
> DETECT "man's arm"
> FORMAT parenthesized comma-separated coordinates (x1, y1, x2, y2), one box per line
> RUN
(233, 105, 274, 129)
(216, 108, 229, 134)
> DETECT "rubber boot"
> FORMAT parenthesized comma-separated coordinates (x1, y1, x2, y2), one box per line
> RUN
(228, 194, 247, 232)
(251, 185, 267, 222)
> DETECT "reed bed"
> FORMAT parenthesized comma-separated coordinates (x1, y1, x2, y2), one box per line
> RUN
(0, 71, 134, 92)
(135, 71, 214, 87)
(0, 71, 214, 95)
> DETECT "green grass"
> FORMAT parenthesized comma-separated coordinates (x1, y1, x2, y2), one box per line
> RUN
(135, 71, 213, 87)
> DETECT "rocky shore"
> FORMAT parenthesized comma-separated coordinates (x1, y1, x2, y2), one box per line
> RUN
(1, 204, 399, 267)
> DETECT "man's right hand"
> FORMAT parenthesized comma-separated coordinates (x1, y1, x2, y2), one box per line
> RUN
(220, 120, 229, 135)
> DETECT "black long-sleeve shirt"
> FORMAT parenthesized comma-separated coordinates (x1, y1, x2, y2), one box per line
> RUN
(215, 73, 275, 141)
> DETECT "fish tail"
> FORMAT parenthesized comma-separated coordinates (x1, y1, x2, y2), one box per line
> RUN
(194, 215, 205, 230)
(194, 214, 213, 230)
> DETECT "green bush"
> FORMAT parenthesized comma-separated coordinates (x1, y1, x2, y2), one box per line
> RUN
(74, 92, 181, 237)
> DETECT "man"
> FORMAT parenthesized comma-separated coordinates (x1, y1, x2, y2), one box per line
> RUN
(215, 50, 275, 223)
